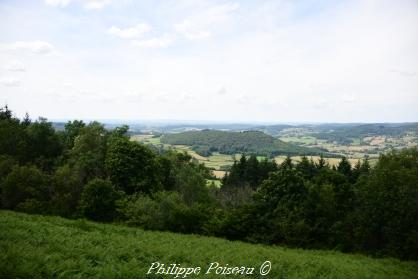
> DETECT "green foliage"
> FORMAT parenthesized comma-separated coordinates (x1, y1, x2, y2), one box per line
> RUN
(0, 155, 17, 183)
(49, 164, 83, 217)
(296, 156, 317, 179)
(222, 154, 278, 189)
(61, 120, 85, 150)
(174, 163, 210, 205)
(337, 157, 353, 181)
(351, 148, 418, 259)
(2, 211, 417, 279)
(69, 122, 107, 182)
(251, 168, 309, 244)
(161, 130, 323, 157)
(25, 118, 62, 170)
(79, 178, 121, 222)
(118, 191, 213, 234)
(0, 110, 61, 170)
(312, 123, 418, 144)
(1, 106, 418, 262)
(0, 165, 48, 213)
(105, 134, 162, 194)
(0, 112, 28, 163)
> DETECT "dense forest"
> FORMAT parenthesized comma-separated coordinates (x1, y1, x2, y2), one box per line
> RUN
(161, 130, 325, 157)
(1, 106, 417, 260)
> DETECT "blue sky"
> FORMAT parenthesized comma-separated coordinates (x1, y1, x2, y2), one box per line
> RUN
(0, 0, 417, 122)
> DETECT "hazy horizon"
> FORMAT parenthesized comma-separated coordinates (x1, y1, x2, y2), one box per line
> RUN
(1, 0, 418, 122)
(48, 117, 417, 126)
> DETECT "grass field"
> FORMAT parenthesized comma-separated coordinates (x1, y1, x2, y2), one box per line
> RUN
(1, 211, 417, 278)
(279, 136, 319, 145)
(132, 135, 162, 145)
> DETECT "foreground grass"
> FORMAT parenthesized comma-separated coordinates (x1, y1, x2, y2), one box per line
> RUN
(1, 211, 417, 279)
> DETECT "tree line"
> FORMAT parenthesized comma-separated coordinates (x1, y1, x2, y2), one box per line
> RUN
(1, 106, 417, 260)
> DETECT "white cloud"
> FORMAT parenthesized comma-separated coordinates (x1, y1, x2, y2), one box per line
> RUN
(5, 0, 418, 122)
(0, 77, 21, 87)
(44, 0, 113, 10)
(236, 94, 251, 104)
(311, 98, 330, 110)
(174, 20, 211, 40)
(131, 34, 173, 48)
(1, 41, 54, 54)
(44, 0, 71, 7)
(4, 60, 26, 72)
(341, 94, 357, 104)
(107, 23, 151, 39)
(84, 0, 112, 10)
(389, 69, 416, 77)
(174, 2, 239, 41)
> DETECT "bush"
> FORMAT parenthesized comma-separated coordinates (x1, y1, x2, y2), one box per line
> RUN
(50, 164, 83, 217)
(79, 178, 121, 222)
(0, 165, 48, 213)
(117, 193, 160, 228)
(118, 191, 213, 234)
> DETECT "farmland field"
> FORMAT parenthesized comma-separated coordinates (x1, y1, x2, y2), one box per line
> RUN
(1, 210, 417, 279)
(279, 136, 319, 145)
(135, 134, 375, 163)
(132, 135, 381, 180)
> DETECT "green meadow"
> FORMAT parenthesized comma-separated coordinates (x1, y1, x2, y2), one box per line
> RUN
(1, 210, 417, 279)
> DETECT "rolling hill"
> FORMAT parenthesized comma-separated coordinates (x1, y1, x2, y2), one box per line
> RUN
(161, 130, 325, 157)
(311, 123, 418, 144)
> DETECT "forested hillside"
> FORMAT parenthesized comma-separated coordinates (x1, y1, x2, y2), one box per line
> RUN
(161, 130, 324, 157)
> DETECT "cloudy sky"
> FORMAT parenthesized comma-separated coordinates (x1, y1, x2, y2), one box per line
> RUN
(0, 0, 417, 123)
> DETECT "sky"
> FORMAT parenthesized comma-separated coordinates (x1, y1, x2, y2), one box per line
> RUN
(0, 0, 417, 123)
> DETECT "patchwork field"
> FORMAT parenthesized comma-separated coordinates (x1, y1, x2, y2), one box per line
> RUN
(132, 135, 380, 180)
(1, 210, 417, 279)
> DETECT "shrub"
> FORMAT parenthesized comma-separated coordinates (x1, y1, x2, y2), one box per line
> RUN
(0, 165, 48, 213)
(79, 178, 121, 222)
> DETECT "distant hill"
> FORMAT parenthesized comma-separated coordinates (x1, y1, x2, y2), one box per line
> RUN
(250, 124, 294, 136)
(161, 130, 325, 157)
(311, 123, 418, 144)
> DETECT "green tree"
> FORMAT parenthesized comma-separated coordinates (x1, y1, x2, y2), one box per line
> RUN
(252, 168, 309, 244)
(1, 165, 48, 213)
(69, 122, 107, 182)
(50, 164, 83, 217)
(245, 155, 260, 188)
(105, 134, 162, 194)
(0, 107, 28, 163)
(352, 148, 418, 259)
(280, 155, 293, 170)
(304, 182, 338, 247)
(26, 118, 62, 170)
(79, 178, 121, 222)
(316, 154, 327, 170)
(337, 157, 353, 182)
(296, 156, 316, 179)
(174, 163, 209, 206)
(62, 120, 85, 150)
